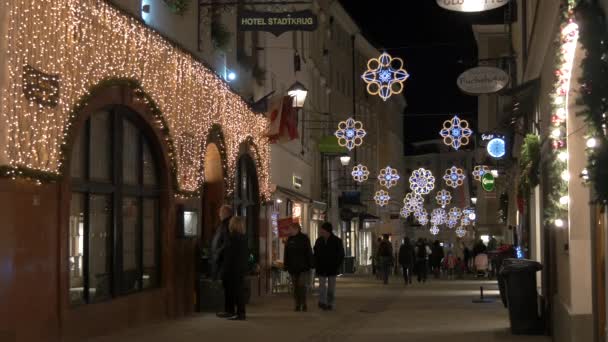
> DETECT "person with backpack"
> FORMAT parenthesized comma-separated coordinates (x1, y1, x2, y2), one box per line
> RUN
(415, 238, 431, 283)
(399, 237, 415, 285)
(378, 234, 394, 285)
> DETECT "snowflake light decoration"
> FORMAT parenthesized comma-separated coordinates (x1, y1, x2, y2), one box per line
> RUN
(414, 208, 429, 225)
(463, 207, 476, 223)
(472, 165, 490, 182)
(447, 217, 458, 229)
(403, 192, 424, 213)
(448, 207, 462, 220)
(440, 115, 473, 150)
(378, 166, 400, 189)
(351, 164, 370, 183)
(400, 206, 411, 218)
(335, 118, 366, 151)
(374, 190, 391, 207)
(443, 166, 465, 188)
(435, 190, 452, 208)
(455, 227, 467, 238)
(431, 208, 447, 225)
(430, 226, 440, 236)
(409, 168, 435, 195)
(461, 217, 471, 226)
(361, 52, 410, 101)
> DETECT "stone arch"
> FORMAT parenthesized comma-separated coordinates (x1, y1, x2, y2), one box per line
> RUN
(201, 124, 229, 243)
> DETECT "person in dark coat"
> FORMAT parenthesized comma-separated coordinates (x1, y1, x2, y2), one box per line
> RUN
(313, 222, 344, 311)
(284, 222, 313, 312)
(399, 237, 415, 285)
(463, 246, 472, 274)
(430, 240, 444, 279)
(220, 216, 249, 321)
(378, 234, 394, 285)
(212, 205, 234, 318)
(415, 238, 430, 283)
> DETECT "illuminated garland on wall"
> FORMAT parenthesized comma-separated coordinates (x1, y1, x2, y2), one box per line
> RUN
(1, 0, 271, 199)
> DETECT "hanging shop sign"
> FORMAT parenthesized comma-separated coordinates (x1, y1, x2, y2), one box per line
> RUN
(436, 0, 510, 13)
(487, 137, 506, 158)
(481, 173, 496, 192)
(457, 66, 509, 95)
(238, 10, 318, 36)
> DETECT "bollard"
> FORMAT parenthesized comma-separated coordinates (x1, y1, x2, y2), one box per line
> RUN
(472, 285, 494, 303)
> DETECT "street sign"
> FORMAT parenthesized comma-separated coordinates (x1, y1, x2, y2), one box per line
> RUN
(436, 0, 509, 13)
(238, 9, 318, 36)
(482, 173, 496, 192)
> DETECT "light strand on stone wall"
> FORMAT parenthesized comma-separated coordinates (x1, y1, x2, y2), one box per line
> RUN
(1, 0, 271, 200)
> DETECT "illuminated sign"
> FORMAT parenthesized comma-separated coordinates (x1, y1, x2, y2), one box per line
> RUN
(238, 10, 318, 36)
(482, 173, 496, 192)
(487, 137, 506, 158)
(457, 66, 509, 94)
(436, 0, 509, 13)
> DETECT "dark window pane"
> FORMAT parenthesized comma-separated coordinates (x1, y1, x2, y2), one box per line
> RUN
(142, 198, 158, 289)
(122, 197, 140, 292)
(89, 112, 112, 182)
(69, 193, 85, 304)
(89, 195, 112, 301)
(70, 130, 86, 179)
(123, 120, 139, 185)
(143, 140, 158, 186)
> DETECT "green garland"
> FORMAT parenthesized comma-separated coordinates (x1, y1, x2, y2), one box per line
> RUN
(576, 1, 608, 203)
(518, 134, 541, 199)
(162, 0, 191, 15)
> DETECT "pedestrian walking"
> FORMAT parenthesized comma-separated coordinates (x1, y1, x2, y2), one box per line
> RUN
(444, 251, 457, 280)
(415, 238, 431, 283)
(314, 222, 345, 311)
(220, 216, 249, 321)
(284, 222, 313, 312)
(463, 246, 471, 274)
(430, 240, 444, 279)
(378, 234, 393, 285)
(398, 237, 415, 285)
(212, 205, 234, 318)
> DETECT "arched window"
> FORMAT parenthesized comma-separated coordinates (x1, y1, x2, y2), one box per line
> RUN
(68, 107, 161, 305)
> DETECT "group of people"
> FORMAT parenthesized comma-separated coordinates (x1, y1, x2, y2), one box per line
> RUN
(211, 205, 345, 321)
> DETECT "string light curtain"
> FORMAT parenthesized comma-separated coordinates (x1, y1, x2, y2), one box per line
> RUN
(1, 0, 271, 199)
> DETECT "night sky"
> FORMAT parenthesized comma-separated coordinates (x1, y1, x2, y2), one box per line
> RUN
(339, 1, 508, 153)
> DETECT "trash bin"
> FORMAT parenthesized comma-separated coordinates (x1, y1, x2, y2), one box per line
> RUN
(498, 258, 519, 308)
(500, 259, 543, 335)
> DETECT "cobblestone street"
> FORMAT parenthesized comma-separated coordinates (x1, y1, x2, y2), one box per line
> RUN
(86, 276, 550, 342)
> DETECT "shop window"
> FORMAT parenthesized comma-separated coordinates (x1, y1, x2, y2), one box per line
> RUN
(69, 107, 161, 305)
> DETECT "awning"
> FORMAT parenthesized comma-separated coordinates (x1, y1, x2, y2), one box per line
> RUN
(318, 135, 348, 154)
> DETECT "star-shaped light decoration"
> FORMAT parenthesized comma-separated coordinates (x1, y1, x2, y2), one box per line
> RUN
(448, 207, 462, 221)
(403, 192, 424, 212)
(446, 217, 459, 229)
(472, 165, 490, 182)
(335, 118, 366, 151)
(378, 166, 400, 189)
(443, 166, 465, 189)
(400, 206, 411, 218)
(461, 217, 471, 226)
(351, 164, 370, 183)
(440, 115, 473, 150)
(455, 227, 467, 238)
(414, 208, 429, 225)
(361, 52, 410, 101)
(435, 190, 452, 208)
(409, 168, 435, 195)
(430, 226, 440, 236)
(374, 190, 391, 207)
(431, 208, 447, 226)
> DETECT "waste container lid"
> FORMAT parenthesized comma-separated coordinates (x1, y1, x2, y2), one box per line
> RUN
(500, 258, 542, 275)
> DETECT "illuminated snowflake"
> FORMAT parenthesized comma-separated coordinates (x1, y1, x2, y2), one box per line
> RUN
(431, 208, 447, 225)
(400, 206, 411, 218)
(439, 115, 473, 150)
(403, 192, 424, 212)
(351, 164, 370, 183)
(472, 165, 490, 181)
(335, 118, 366, 151)
(448, 207, 462, 220)
(430, 226, 440, 236)
(455, 227, 467, 238)
(443, 166, 465, 188)
(374, 190, 391, 207)
(435, 190, 452, 208)
(447, 217, 458, 229)
(361, 52, 410, 101)
(461, 217, 471, 226)
(463, 207, 476, 222)
(409, 168, 435, 195)
(414, 208, 429, 225)
(378, 166, 400, 189)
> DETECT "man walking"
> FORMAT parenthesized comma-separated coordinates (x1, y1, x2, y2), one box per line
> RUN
(314, 222, 344, 311)
(211, 204, 235, 318)
(284, 222, 313, 312)
(399, 237, 415, 285)
(378, 234, 393, 285)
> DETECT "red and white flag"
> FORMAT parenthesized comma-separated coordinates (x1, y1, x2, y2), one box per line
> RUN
(266, 96, 299, 143)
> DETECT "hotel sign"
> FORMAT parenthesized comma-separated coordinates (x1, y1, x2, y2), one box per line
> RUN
(436, 0, 509, 12)
(238, 10, 318, 36)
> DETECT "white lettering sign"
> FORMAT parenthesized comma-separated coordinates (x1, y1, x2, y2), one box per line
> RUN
(436, 0, 509, 13)
(457, 66, 510, 95)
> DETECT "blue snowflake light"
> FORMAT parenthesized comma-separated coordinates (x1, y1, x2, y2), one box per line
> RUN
(414, 208, 429, 225)
(351, 164, 370, 183)
(400, 206, 411, 218)
(430, 226, 440, 236)
(448, 207, 462, 220)
(463, 207, 476, 222)
(374, 190, 391, 207)
(403, 192, 424, 212)
(447, 217, 458, 229)
(378, 166, 400, 189)
(472, 165, 490, 182)
(409, 168, 435, 195)
(435, 190, 452, 208)
(440, 115, 473, 150)
(431, 208, 447, 225)
(335, 118, 366, 151)
(443, 166, 465, 188)
(361, 52, 410, 101)
(455, 227, 467, 238)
